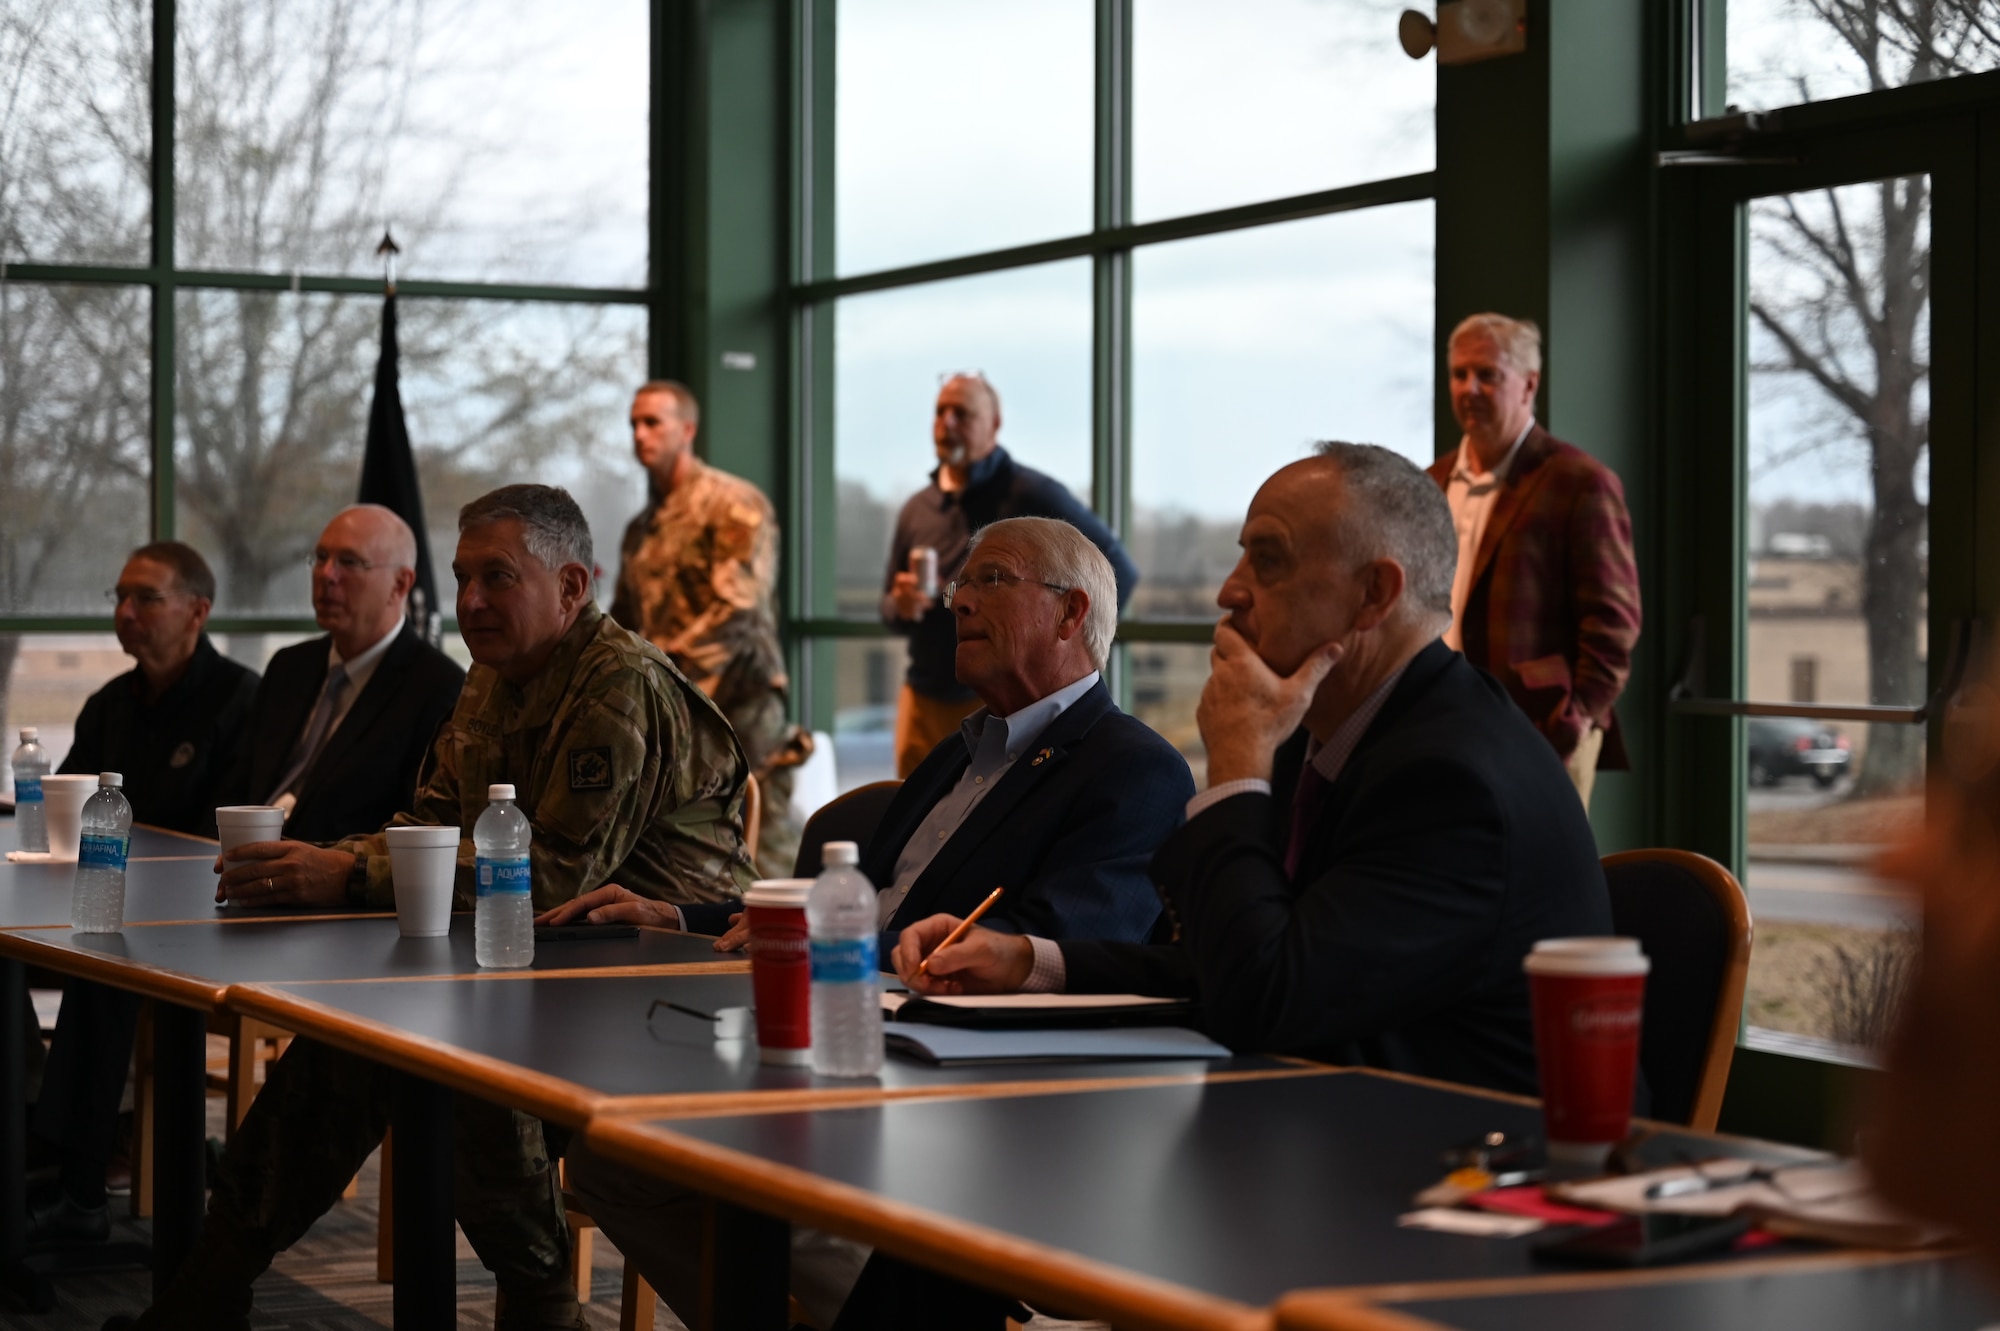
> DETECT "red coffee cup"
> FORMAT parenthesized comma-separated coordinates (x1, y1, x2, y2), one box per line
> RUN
(1524, 937, 1650, 1164)
(744, 878, 814, 1066)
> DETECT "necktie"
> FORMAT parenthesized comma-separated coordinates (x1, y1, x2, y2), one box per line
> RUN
(1282, 760, 1329, 881)
(268, 663, 350, 803)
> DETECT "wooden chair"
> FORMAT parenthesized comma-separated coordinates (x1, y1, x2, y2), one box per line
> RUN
(792, 779, 902, 876)
(129, 1003, 291, 1216)
(1601, 848, 1754, 1131)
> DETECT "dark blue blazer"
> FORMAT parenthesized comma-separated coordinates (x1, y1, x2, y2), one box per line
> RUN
(685, 681, 1193, 951)
(1060, 641, 1611, 1097)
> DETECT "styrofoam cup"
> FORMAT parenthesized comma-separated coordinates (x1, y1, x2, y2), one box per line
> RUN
(386, 825, 461, 937)
(215, 805, 286, 855)
(41, 775, 97, 862)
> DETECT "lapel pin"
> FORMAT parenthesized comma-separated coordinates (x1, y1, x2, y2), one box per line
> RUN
(1031, 747, 1053, 767)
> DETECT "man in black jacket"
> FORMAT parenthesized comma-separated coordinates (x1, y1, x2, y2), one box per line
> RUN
(219, 504, 464, 841)
(29, 542, 258, 1247)
(897, 443, 1612, 1099)
(881, 373, 1138, 776)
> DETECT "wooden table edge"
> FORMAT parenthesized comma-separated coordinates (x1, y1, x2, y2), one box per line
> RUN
(227, 982, 606, 1127)
(581, 1112, 1272, 1331)
(592, 1062, 1343, 1122)
(0, 929, 227, 1009)
(1271, 1247, 1963, 1326)
(263, 959, 752, 985)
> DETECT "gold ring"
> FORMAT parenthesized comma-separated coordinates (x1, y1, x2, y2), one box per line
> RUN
(265, 878, 274, 893)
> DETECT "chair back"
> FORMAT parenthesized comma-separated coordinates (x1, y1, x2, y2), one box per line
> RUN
(792, 779, 902, 877)
(1602, 849, 1753, 1131)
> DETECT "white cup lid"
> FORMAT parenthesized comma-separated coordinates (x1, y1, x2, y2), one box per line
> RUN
(743, 878, 813, 908)
(386, 824, 462, 848)
(488, 784, 516, 801)
(1523, 936, 1650, 977)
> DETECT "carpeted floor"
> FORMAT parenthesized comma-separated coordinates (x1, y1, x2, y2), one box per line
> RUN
(3, 1095, 672, 1331)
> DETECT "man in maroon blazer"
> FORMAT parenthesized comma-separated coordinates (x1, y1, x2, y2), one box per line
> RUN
(1429, 313, 1641, 807)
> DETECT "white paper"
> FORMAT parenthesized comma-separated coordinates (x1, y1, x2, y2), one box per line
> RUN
(1398, 1208, 1545, 1238)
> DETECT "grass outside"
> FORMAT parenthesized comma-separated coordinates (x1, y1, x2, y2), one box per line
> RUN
(1746, 792, 1921, 846)
(1745, 920, 1917, 1047)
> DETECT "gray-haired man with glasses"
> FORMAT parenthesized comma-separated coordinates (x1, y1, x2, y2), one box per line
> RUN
(30, 541, 259, 1249)
(881, 372, 1139, 777)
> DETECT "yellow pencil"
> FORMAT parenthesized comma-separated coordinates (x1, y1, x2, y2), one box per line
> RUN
(915, 886, 1005, 978)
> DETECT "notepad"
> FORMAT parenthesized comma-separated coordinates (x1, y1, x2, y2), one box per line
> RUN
(884, 992, 1198, 1030)
(884, 1024, 1231, 1065)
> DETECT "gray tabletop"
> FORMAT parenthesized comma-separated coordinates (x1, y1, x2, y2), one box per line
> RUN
(0, 914, 729, 1010)
(618, 1070, 1825, 1310)
(0, 853, 378, 928)
(0, 817, 216, 865)
(236, 970, 1284, 1108)
(1379, 1254, 2000, 1330)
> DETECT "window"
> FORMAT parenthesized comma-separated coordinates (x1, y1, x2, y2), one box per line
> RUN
(1, 1, 652, 744)
(794, 5, 1438, 774)
(1725, 1, 2000, 115)
(832, 0, 1094, 275)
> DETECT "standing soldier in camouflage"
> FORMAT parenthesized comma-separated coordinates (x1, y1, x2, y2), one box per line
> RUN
(612, 379, 807, 876)
(122, 485, 754, 1331)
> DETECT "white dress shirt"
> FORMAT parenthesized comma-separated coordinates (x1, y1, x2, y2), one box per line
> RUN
(876, 670, 1101, 929)
(1442, 419, 1533, 651)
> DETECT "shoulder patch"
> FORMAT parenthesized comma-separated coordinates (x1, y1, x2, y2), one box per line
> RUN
(568, 746, 614, 792)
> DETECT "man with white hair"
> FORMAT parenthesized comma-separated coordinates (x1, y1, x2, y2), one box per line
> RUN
(556, 515, 1193, 1329)
(1432, 313, 1641, 807)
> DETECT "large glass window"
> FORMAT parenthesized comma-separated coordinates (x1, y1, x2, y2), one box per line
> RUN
(1727, 1, 2000, 114)
(176, 0, 649, 285)
(174, 291, 646, 615)
(0, 283, 153, 615)
(1738, 175, 1930, 1054)
(833, 0, 1094, 275)
(0, 1, 152, 266)
(1128, 202, 1435, 619)
(829, 261, 1093, 618)
(1133, 0, 1434, 222)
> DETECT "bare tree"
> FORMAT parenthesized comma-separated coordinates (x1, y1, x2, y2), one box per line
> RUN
(1744, 0, 1995, 794)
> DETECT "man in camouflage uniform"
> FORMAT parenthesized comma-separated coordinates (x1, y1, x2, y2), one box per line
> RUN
(611, 379, 806, 876)
(128, 485, 753, 1331)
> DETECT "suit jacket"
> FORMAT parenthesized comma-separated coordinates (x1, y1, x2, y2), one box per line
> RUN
(223, 622, 465, 843)
(1426, 426, 1641, 767)
(683, 681, 1192, 949)
(1060, 642, 1612, 1097)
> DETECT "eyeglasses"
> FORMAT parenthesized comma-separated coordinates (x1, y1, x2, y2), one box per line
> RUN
(307, 549, 383, 575)
(104, 586, 180, 607)
(942, 567, 1068, 609)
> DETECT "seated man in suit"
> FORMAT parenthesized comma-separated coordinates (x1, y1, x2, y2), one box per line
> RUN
(897, 443, 1612, 1098)
(550, 515, 1194, 1329)
(223, 503, 465, 841)
(125, 485, 754, 1331)
(28, 510, 464, 1252)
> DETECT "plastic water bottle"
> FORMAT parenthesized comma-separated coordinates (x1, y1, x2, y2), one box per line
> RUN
(11, 728, 50, 854)
(473, 783, 534, 969)
(73, 773, 132, 934)
(808, 840, 883, 1076)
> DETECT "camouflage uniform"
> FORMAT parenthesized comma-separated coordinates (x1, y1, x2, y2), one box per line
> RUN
(337, 601, 755, 911)
(133, 605, 754, 1331)
(611, 455, 804, 877)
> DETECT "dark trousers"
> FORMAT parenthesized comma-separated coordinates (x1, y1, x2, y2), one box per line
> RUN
(32, 979, 142, 1205)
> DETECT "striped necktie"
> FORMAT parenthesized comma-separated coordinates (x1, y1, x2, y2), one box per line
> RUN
(268, 663, 350, 803)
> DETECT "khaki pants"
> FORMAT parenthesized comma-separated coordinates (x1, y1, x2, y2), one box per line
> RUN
(893, 683, 983, 778)
(1566, 723, 1605, 811)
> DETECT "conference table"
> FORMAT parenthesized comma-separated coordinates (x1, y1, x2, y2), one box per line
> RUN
(3, 818, 1989, 1331)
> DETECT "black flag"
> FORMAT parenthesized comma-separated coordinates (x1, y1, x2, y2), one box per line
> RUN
(356, 293, 441, 643)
